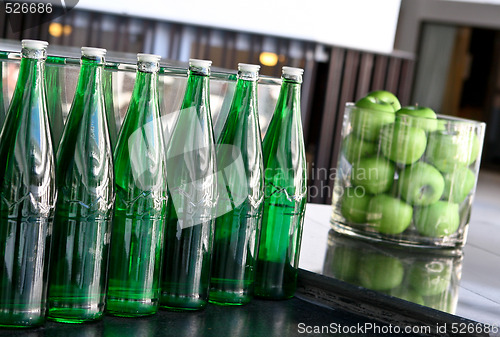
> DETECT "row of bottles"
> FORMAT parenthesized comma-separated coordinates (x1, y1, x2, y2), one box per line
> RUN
(0, 40, 307, 327)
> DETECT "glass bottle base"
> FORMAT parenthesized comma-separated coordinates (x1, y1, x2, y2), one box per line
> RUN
(254, 291, 295, 300)
(208, 289, 251, 306)
(159, 294, 206, 311)
(106, 297, 158, 317)
(0, 308, 45, 328)
(48, 307, 103, 323)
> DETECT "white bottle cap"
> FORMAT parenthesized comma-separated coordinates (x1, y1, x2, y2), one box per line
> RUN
(189, 59, 212, 68)
(22, 39, 48, 50)
(238, 63, 260, 72)
(81, 47, 107, 57)
(282, 66, 304, 76)
(137, 53, 161, 63)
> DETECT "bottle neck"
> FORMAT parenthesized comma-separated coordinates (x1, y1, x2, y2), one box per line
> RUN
(133, 67, 159, 102)
(234, 76, 258, 118)
(75, 57, 105, 96)
(182, 69, 210, 110)
(236, 75, 258, 93)
(276, 78, 302, 118)
(16, 51, 46, 97)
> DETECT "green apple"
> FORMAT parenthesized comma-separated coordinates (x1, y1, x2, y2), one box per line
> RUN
(329, 245, 360, 282)
(442, 167, 476, 203)
(351, 157, 395, 195)
(358, 254, 404, 291)
(414, 201, 460, 237)
(340, 187, 371, 223)
(366, 90, 401, 111)
(389, 287, 425, 306)
(366, 194, 413, 235)
(398, 162, 445, 206)
(380, 123, 427, 165)
(409, 260, 452, 296)
(396, 105, 438, 132)
(350, 96, 396, 141)
(425, 131, 481, 173)
(342, 133, 377, 164)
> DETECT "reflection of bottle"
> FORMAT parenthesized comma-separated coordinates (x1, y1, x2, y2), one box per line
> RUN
(48, 47, 114, 323)
(45, 57, 65, 151)
(160, 59, 217, 311)
(0, 40, 56, 328)
(254, 67, 307, 299)
(209, 64, 264, 305)
(323, 230, 462, 313)
(107, 54, 167, 317)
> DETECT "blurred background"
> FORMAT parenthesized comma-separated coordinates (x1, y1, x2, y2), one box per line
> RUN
(1, 0, 499, 204)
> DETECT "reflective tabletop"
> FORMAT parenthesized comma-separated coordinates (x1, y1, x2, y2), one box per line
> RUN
(299, 169, 500, 328)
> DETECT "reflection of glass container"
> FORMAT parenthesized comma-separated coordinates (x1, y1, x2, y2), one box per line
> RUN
(330, 103, 486, 249)
(323, 230, 462, 314)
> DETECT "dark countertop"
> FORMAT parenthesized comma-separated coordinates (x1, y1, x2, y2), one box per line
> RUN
(1, 171, 498, 336)
(0, 297, 417, 337)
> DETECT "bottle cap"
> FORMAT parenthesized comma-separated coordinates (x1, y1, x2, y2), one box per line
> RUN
(137, 53, 161, 63)
(189, 59, 212, 68)
(81, 47, 107, 57)
(282, 66, 304, 76)
(238, 63, 260, 72)
(22, 39, 48, 50)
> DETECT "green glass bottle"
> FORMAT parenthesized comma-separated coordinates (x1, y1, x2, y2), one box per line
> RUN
(0, 40, 56, 328)
(107, 54, 167, 317)
(45, 57, 65, 151)
(254, 66, 307, 299)
(160, 59, 217, 311)
(48, 47, 114, 323)
(209, 63, 264, 305)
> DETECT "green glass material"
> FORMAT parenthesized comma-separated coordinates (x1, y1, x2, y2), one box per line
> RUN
(254, 67, 307, 299)
(45, 58, 65, 151)
(48, 48, 114, 323)
(0, 62, 5, 129)
(104, 64, 118, 150)
(209, 64, 264, 306)
(107, 55, 167, 317)
(0, 41, 56, 328)
(160, 59, 217, 311)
